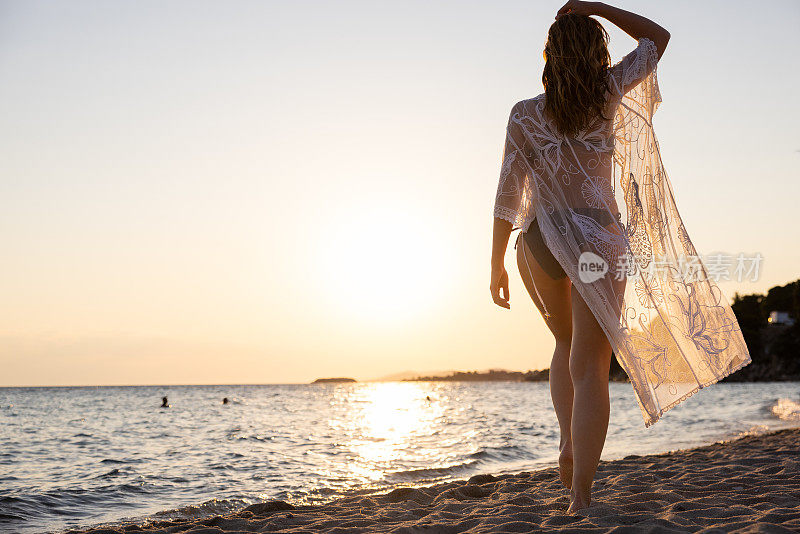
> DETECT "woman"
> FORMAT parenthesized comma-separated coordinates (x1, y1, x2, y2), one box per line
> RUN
(489, 1, 751, 512)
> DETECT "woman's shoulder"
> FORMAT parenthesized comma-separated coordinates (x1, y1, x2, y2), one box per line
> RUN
(510, 94, 545, 116)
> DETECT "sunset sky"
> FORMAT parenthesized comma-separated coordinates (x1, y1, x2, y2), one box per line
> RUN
(2, 0, 798, 386)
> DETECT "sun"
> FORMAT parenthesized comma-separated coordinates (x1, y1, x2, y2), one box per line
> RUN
(317, 209, 449, 323)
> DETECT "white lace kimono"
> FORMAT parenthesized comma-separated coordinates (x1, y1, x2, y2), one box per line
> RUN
(494, 38, 751, 427)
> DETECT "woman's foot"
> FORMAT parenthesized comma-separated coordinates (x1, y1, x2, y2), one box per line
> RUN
(558, 446, 573, 489)
(567, 487, 591, 513)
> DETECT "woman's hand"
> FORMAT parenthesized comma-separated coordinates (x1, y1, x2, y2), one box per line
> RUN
(556, 0, 599, 19)
(490, 264, 510, 309)
(490, 218, 514, 309)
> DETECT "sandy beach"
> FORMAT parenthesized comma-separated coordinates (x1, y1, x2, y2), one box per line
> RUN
(67, 427, 800, 534)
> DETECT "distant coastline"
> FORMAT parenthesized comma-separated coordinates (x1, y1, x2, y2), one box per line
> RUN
(404, 361, 628, 383)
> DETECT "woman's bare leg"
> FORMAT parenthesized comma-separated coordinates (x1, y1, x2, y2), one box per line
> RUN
(516, 235, 574, 488)
(568, 288, 612, 512)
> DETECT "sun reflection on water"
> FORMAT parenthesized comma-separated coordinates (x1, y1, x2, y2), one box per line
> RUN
(328, 382, 446, 483)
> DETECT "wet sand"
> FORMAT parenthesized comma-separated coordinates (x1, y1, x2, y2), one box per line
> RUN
(68, 428, 800, 533)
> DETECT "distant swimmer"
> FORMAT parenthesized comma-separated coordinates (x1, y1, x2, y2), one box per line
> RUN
(426, 395, 431, 402)
(161, 396, 169, 408)
(222, 397, 229, 405)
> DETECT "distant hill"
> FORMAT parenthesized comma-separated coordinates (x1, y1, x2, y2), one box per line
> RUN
(311, 377, 356, 384)
(371, 361, 629, 383)
(372, 368, 540, 382)
(369, 369, 457, 382)
(727, 279, 800, 381)
(407, 369, 534, 382)
(404, 365, 628, 383)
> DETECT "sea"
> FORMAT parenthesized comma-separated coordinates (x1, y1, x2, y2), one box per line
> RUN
(1, 381, 799, 534)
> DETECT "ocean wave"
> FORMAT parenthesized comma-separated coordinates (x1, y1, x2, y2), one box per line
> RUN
(96, 468, 127, 479)
(151, 497, 250, 520)
(384, 460, 480, 481)
(100, 457, 146, 465)
(770, 398, 800, 421)
(734, 424, 770, 439)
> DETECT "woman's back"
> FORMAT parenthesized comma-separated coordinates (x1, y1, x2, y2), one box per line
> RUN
(495, 37, 659, 237)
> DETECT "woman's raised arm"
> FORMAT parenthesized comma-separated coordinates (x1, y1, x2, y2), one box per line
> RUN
(557, 1, 670, 59)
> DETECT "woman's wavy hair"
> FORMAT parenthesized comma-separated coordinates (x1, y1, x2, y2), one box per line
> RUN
(542, 14, 611, 137)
